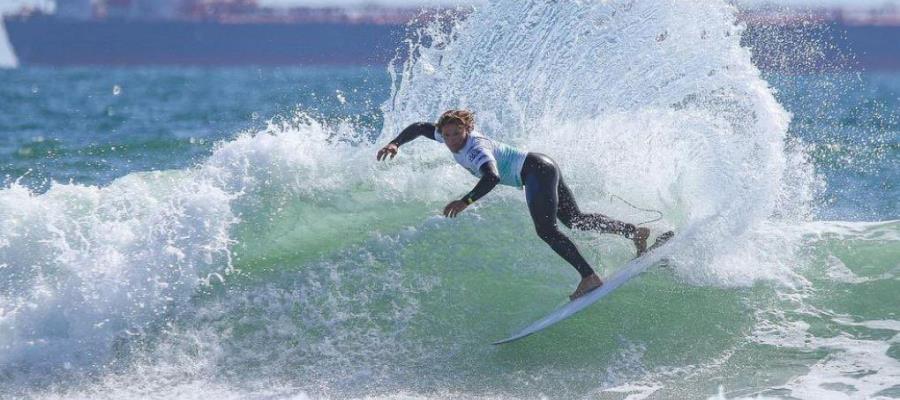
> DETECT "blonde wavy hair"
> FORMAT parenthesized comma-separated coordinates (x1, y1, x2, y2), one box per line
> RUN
(436, 109, 475, 133)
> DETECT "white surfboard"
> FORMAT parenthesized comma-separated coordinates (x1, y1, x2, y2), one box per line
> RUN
(493, 232, 675, 345)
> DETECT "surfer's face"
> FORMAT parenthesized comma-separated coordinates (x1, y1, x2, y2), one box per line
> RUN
(440, 122, 468, 153)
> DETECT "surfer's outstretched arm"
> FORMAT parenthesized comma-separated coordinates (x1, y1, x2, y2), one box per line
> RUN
(376, 122, 437, 161)
(464, 162, 501, 204)
(444, 162, 500, 217)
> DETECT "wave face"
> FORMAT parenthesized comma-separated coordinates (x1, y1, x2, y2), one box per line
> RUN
(1, 1, 898, 399)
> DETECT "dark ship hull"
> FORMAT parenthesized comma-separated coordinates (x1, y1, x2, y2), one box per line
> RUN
(5, 13, 900, 70)
(4, 15, 407, 66)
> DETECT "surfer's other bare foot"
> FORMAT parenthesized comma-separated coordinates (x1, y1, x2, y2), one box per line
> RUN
(633, 227, 650, 257)
(569, 273, 603, 301)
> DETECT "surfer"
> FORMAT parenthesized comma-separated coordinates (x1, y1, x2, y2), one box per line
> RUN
(377, 110, 655, 300)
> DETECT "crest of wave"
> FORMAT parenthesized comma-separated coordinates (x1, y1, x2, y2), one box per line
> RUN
(0, 114, 461, 386)
(383, 0, 820, 287)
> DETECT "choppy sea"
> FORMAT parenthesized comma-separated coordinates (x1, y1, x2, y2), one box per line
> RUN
(1, 1, 898, 399)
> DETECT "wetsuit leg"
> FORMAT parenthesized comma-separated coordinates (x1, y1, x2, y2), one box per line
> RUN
(556, 178, 637, 238)
(522, 153, 595, 279)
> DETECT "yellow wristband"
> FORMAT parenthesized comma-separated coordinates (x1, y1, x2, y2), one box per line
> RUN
(466, 197, 475, 205)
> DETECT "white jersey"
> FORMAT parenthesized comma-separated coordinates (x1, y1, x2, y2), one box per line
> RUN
(434, 128, 528, 187)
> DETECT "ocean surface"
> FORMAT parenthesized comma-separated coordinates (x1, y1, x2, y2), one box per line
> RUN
(1, 1, 898, 399)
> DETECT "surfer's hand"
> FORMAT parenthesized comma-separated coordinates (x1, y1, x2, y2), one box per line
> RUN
(443, 200, 468, 218)
(376, 143, 399, 161)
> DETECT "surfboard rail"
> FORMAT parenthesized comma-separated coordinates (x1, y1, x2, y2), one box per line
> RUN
(492, 232, 675, 345)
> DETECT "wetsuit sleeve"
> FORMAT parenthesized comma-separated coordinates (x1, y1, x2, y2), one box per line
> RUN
(462, 161, 501, 204)
(389, 122, 437, 147)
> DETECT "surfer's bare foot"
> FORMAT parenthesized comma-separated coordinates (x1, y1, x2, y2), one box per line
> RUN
(633, 227, 650, 257)
(569, 273, 603, 301)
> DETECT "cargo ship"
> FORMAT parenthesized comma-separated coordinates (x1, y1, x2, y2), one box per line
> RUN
(4, 0, 900, 70)
(3, 0, 421, 66)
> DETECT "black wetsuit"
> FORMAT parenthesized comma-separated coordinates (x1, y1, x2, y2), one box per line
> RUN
(389, 122, 637, 278)
(521, 153, 637, 278)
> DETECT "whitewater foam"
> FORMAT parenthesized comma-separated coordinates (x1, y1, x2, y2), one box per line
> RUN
(386, 0, 821, 289)
(0, 166, 239, 376)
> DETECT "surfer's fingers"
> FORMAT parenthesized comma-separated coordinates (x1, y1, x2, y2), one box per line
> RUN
(376, 146, 395, 161)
